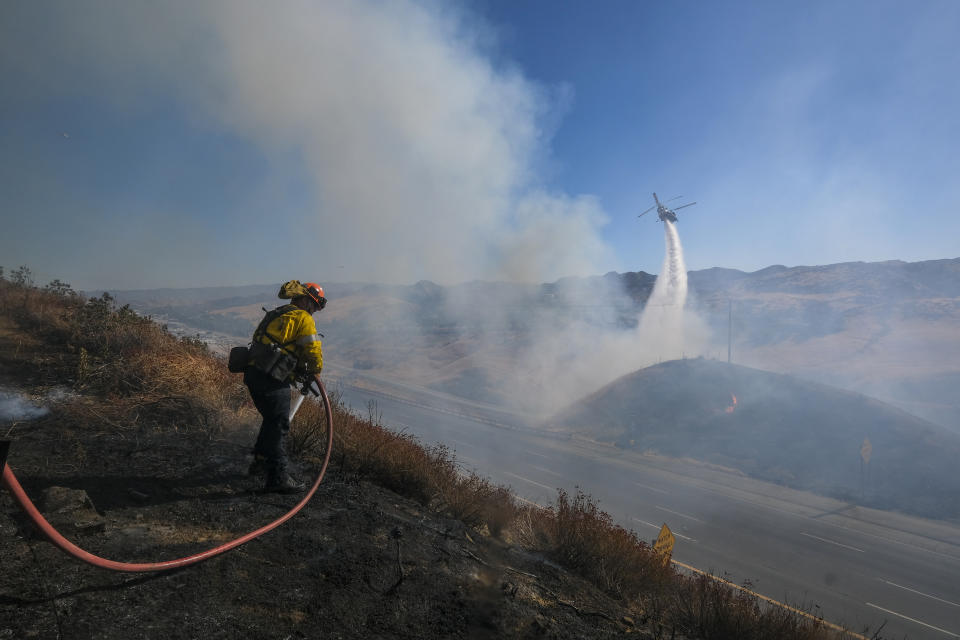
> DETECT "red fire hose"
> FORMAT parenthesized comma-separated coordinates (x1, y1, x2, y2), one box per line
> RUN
(0, 378, 334, 573)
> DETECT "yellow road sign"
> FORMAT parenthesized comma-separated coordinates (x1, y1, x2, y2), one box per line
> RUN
(653, 523, 675, 565)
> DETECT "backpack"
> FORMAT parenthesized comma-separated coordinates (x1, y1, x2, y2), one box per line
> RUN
(227, 305, 300, 381)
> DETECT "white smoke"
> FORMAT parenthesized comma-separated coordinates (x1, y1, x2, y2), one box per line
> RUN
(489, 218, 709, 418)
(0, 0, 614, 288)
(0, 388, 49, 422)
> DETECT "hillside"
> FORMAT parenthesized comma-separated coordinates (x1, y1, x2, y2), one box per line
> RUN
(686, 259, 960, 430)
(0, 276, 869, 638)
(1, 406, 636, 639)
(548, 358, 960, 519)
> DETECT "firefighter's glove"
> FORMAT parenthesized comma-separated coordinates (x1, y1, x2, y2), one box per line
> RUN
(300, 377, 321, 398)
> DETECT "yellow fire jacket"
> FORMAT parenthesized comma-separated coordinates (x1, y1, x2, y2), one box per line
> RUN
(251, 304, 323, 374)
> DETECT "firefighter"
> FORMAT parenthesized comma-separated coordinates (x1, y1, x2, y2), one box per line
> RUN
(244, 281, 326, 493)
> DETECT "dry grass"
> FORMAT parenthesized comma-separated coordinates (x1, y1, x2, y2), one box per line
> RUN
(0, 275, 250, 438)
(528, 488, 673, 599)
(0, 271, 871, 639)
(291, 389, 519, 535)
(647, 571, 869, 640)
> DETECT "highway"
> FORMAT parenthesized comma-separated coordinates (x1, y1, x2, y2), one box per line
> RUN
(333, 378, 960, 640)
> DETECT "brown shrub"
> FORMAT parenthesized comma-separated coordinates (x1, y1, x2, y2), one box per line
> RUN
(505, 488, 675, 606)
(544, 488, 671, 599)
(290, 388, 519, 533)
(649, 571, 856, 640)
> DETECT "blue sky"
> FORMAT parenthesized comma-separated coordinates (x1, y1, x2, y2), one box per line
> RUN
(472, 0, 960, 272)
(2, 1, 958, 290)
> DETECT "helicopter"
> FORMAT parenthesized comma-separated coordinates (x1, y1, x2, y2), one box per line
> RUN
(638, 193, 696, 223)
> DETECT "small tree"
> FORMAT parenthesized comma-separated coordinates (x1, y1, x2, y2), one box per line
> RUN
(11, 265, 33, 287)
(45, 279, 76, 297)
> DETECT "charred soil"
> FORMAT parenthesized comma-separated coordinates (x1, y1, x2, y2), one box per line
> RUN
(1, 426, 639, 639)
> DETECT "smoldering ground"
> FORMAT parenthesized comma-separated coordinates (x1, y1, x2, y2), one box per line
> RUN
(0, 388, 48, 422)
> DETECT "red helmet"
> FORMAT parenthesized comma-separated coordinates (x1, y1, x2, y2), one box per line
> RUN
(303, 282, 326, 309)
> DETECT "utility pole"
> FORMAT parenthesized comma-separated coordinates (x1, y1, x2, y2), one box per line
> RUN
(860, 438, 872, 501)
(727, 299, 732, 364)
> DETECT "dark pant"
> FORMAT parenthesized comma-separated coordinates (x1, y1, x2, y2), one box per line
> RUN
(244, 367, 291, 478)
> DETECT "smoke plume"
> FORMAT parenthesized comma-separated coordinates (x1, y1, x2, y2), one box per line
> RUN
(0, 0, 614, 289)
(487, 218, 708, 417)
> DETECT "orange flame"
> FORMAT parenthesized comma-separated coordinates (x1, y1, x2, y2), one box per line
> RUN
(725, 394, 737, 414)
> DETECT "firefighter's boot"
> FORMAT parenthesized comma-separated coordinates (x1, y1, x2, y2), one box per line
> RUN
(265, 471, 306, 494)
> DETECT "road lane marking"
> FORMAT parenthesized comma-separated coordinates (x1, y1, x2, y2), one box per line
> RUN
(880, 579, 960, 607)
(524, 450, 552, 460)
(632, 518, 696, 542)
(672, 560, 869, 640)
(865, 603, 960, 638)
(635, 482, 669, 494)
(655, 505, 703, 523)
(531, 465, 562, 477)
(694, 482, 960, 562)
(799, 532, 864, 553)
(503, 471, 554, 492)
(515, 496, 546, 508)
(823, 520, 960, 562)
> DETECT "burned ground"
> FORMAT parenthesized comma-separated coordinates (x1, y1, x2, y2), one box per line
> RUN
(1, 425, 640, 640)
